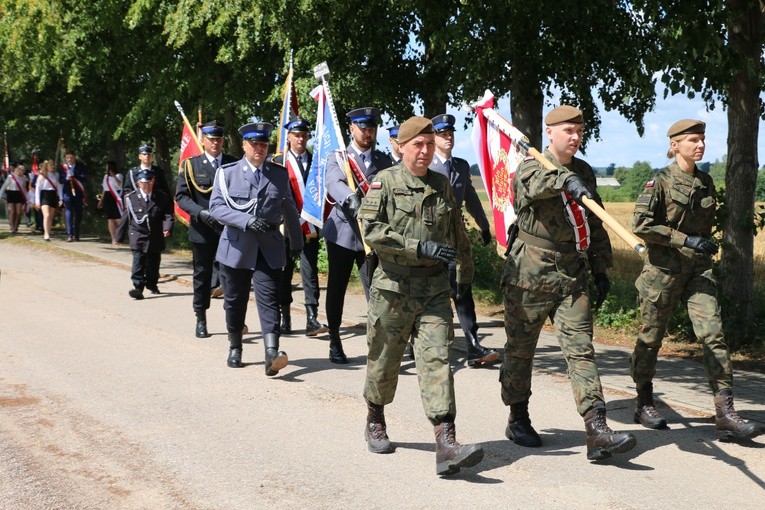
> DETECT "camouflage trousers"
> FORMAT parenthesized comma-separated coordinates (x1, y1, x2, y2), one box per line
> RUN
(633, 265, 733, 393)
(364, 285, 456, 425)
(501, 284, 605, 416)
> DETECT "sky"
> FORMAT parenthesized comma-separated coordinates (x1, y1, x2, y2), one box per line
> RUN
(374, 90, 765, 170)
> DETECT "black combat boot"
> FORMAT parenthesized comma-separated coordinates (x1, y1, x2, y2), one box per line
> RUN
(227, 331, 244, 368)
(365, 399, 394, 454)
(434, 421, 484, 476)
(263, 332, 288, 376)
(714, 389, 765, 441)
(328, 329, 348, 364)
(465, 330, 500, 367)
(634, 382, 667, 429)
(584, 405, 637, 460)
(280, 304, 292, 334)
(506, 401, 542, 447)
(305, 305, 329, 336)
(195, 310, 210, 338)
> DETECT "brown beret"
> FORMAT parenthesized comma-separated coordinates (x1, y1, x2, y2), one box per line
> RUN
(397, 116, 434, 145)
(545, 105, 583, 125)
(667, 119, 706, 138)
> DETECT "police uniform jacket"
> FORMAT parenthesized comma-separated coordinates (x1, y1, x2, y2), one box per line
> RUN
(59, 161, 87, 201)
(429, 155, 490, 232)
(124, 165, 171, 197)
(632, 162, 716, 277)
(502, 149, 612, 296)
(360, 163, 474, 297)
(209, 157, 303, 271)
(324, 146, 392, 251)
(116, 189, 174, 253)
(175, 152, 237, 244)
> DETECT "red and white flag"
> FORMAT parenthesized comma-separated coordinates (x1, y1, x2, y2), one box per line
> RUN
(174, 120, 203, 225)
(471, 91, 522, 248)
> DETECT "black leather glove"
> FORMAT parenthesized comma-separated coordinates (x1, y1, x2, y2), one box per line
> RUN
(198, 209, 221, 230)
(343, 193, 361, 220)
(593, 272, 610, 310)
(246, 216, 269, 233)
(564, 174, 594, 206)
(684, 235, 718, 256)
(481, 230, 492, 246)
(455, 283, 470, 301)
(418, 241, 457, 264)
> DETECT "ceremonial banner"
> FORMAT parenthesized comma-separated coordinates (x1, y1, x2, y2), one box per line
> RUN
(302, 81, 345, 228)
(471, 90, 522, 247)
(31, 153, 39, 176)
(276, 60, 299, 155)
(174, 102, 204, 226)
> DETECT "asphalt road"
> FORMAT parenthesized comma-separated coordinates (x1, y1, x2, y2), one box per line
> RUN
(1, 235, 764, 509)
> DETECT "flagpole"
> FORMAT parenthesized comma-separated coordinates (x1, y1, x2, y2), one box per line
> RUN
(313, 61, 371, 254)
(473, 97, 645, 255)
(174, 101, 204, 152)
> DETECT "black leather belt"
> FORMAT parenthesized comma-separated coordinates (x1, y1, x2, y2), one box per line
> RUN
(380, 259, 445, 277)
(518, 230, 577, 253)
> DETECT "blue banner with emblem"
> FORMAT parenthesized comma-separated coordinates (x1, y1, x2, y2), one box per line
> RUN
(302, 81, 345, 228)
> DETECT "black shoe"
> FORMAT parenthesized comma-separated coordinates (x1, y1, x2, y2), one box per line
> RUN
(264, 333, 288, 376)
(280, 304, 292, 334)
(466, 331, 500, 367)
(227, 348, 243, 368)
(328, 329, 348, 364)
(129, 288, 144, 300)
(146, 286, 161, 295)
(305, 305, 329, 336)
(195, 320, 210, 338)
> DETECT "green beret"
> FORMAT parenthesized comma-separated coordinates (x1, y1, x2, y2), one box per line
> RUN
(397, 116, 434, 145)
(545, 105, 583, 125)
(667, 119, 706, 138)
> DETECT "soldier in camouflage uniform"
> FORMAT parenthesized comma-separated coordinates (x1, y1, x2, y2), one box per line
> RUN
(359, 116, 484, 476)
(500, 105, 636, 461)
(631, 119, 764, 441)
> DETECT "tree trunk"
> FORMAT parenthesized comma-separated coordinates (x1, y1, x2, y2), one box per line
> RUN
(510, 78, 544, 151)
(720, 0, 763, 345)
(152, 128, 172, 190)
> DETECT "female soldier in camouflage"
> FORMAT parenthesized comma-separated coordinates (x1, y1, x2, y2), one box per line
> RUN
(631, 119, 763, 441)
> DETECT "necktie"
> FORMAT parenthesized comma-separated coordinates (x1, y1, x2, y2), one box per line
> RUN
(253, 167, 261, 187)
(361, 153, 369, 170)
(212, 158, 219, 169)
(445, 159, 456, 185)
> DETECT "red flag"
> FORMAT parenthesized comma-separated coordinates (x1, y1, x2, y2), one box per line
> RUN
(471, 91, 522, 248)
(31, 153, 39, 176)
(174, 121, 204, 226)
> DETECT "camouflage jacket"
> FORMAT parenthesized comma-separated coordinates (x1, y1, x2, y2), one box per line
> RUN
(360, 163, 473, 296)
(502, 149, 612, 295)
(632, 162, 716, 273)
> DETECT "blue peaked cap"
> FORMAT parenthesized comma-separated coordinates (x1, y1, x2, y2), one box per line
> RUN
(387, 124, 401, 137)
(239, 122, 273, 142)
(346, 107, 380, 128)
(201, 120, 225, 138)
(431, 114, 456, 132)
(284, 117, 310, 132)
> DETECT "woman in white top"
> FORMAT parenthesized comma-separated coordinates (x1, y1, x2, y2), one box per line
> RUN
(0, 164, 29, 233)
(96, 161, 123, 244)
(35, 159, 64, 241)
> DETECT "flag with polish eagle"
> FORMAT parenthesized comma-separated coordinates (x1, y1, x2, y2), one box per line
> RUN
(470, 90, 523, 248)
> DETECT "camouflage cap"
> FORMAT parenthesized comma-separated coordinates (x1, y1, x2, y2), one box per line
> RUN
(667, 119, 706, 138)
(397, 116, 434, 145)
(545, 105, 583, 126)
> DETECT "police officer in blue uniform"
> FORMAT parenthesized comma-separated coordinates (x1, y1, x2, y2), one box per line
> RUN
(323, 107, 393, 364)
(272, 117, 329, 337)
(430, 114, 499, 367)
(386, 124, 402, 164)
(123, 144, 171, 198)
(209, 121, 304, 375)
(176, 120, 238, 338)
(117, 169, 175, 299)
